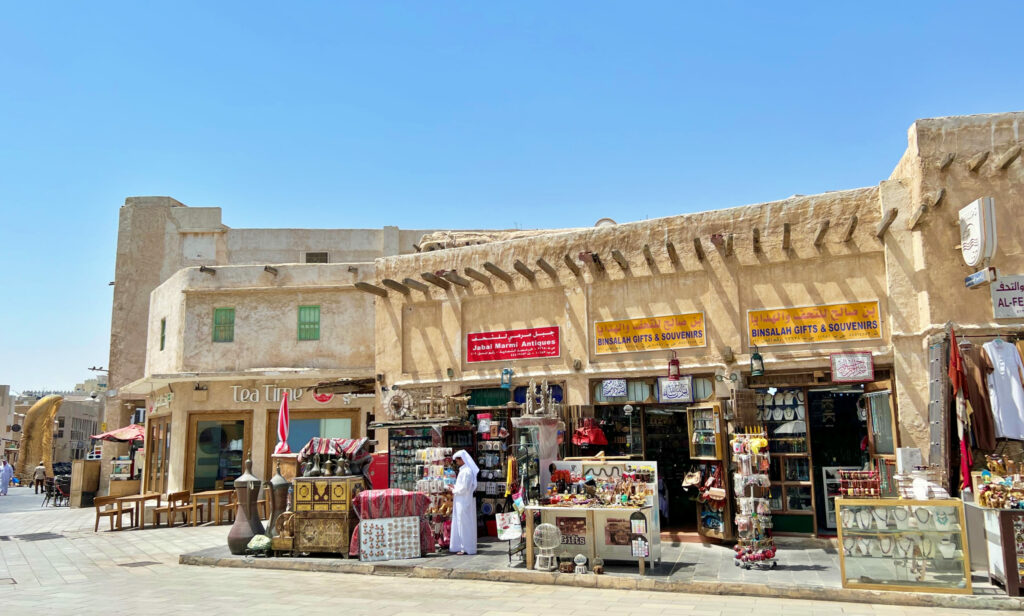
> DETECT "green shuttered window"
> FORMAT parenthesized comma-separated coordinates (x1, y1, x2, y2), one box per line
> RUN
(213, 307, 235, 342)
(298, 305, 320, 341)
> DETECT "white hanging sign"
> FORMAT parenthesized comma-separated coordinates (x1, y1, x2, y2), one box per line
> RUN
(959, 197, 997, 267)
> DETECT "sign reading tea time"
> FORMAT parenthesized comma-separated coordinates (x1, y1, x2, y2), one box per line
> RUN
(594, 312, 706, 355)
(466, 326, 560, 363)
(748, 301, 881, 346)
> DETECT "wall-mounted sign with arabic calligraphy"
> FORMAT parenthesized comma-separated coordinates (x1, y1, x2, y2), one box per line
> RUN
(601, 379, 627, 398)
(991, 275, 1024, 319)
(466, 326, 560, 363)
(748, 301, 882, 347)
(657, 376, 693, 403)
(830, 352, 874, 383)
(593, 313, 706, 355)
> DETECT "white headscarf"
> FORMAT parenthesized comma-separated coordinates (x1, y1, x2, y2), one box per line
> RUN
(453, 450, 479, 490)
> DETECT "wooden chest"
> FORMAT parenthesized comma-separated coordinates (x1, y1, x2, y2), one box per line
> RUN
(293, 476, 363, 513)
(292, 511, 352, 556)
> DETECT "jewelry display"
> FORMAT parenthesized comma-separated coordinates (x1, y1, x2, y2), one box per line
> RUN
(837, 499, 971, 595)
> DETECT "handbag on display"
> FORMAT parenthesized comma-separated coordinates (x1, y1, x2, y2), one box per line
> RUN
(572, 417, 609, 446)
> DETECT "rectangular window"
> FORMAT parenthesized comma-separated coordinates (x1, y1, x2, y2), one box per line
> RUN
(213, 308, 235, 342)
(160, 318, 166, 351)
(305, 252, 329, 263)
(297, 305, 320, 341)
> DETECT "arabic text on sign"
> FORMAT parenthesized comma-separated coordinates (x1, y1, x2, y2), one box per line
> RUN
(466, 326, 560, 363)
(748, 301, 882, 346)
(594, 313, 706, 355)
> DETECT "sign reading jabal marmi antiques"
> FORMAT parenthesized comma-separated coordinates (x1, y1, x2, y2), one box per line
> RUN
(748, 301, 882, 347)
(466, 326, 560, 363)
(594, 313, 706, 355)
(992, 275, 1024, 319)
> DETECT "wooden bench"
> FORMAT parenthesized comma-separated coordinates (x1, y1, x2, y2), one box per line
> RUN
(94, 495, 134, 531)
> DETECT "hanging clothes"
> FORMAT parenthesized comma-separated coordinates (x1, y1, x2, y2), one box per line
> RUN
(949, 330, 972, 490)
(961, 344, 998, 450)
(982, 339, 1024, 440)
(449, 450, 479, 555)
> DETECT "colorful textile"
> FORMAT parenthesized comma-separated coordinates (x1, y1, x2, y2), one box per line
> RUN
(297, 437, 370, 463)
(352, 488, 430, 519)
(90, 423, 145, 442)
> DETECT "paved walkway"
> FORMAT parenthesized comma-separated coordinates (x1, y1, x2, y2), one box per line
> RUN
(0, 486, 1020, 615)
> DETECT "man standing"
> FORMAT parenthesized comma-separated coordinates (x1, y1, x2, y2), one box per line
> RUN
(33, 461, 46, 494)
(0, 460, 13, 495)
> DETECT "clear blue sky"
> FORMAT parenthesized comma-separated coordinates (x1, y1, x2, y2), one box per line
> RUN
(1, 3, 1022, 392)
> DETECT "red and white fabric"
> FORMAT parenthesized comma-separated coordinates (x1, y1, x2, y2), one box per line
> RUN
(273, 391, 291, 454)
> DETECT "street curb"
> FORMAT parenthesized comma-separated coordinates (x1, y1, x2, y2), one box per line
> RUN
(179, 552, 1024, 610)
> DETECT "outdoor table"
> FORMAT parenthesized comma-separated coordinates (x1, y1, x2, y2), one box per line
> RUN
(191, 489, 235, 526)
(115, 492, 162, 530)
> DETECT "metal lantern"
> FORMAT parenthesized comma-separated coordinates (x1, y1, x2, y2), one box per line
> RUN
(750, 345, 765, 377)
(667, 351, 680, 381)
(500, 367, 514, 390)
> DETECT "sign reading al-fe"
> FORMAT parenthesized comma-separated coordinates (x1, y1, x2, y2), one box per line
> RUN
(748, 301, 881, 346)
(594, 313, 706, 354)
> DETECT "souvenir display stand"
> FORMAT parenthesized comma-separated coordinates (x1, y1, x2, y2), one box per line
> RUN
(981, 507, 1024, 596)
(688, 402, 732, 540)
(414, 447, 456, 548)
(511, 416, 562, 504)
(731, 430, 777, 569)
(836, 498, 971, 594)
(524, 458, 662, 573)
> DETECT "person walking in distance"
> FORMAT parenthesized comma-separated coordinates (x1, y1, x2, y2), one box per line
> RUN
(33, 460, 46, 494)
(0, 460, 13, 495)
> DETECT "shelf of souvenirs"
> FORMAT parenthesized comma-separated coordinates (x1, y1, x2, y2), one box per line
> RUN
(840, 526, 962, 535)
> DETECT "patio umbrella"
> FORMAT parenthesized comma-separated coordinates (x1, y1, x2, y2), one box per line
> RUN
(90, 423, 145, 442)
(273, 391, 291, 454)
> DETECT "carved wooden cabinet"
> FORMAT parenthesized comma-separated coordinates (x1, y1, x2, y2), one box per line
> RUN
(290, 476, 364, 556)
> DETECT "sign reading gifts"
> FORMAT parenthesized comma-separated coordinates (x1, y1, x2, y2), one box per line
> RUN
(594, 312, 706, 355)
(748, 301, 882, 346)
(466, 326, 560, 363)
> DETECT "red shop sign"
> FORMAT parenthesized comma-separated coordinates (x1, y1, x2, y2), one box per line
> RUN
(466, 326, 560, 363)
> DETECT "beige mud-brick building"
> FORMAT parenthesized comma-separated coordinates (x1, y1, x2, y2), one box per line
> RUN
(104, 197, 454, 494)
(369, 112, 1024, 535)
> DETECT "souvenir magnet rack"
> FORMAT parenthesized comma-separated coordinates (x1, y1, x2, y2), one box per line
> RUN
(731, 428, 778, 569)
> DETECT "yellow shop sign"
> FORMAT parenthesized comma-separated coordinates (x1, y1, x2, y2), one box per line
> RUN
(594, 313, 706, 354)
(748, 301, 882, 346)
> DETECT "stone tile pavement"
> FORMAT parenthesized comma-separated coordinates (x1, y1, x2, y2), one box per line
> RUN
(1, 485, 1021, 615)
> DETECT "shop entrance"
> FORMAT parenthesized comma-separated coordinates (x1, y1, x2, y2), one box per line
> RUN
(186, 411, 252, 492)
(644, 408, 695, 532)
(806, 386, 868, 535)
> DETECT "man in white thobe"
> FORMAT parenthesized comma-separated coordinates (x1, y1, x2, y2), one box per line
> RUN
(449, 450, 479, 555)
(0, 460, 13, 495)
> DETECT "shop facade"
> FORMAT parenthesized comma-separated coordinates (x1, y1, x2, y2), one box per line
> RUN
(366, 112, 1024, 538)
(120, 262, 381, 494)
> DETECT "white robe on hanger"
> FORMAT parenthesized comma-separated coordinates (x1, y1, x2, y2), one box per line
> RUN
(450, 450, 479, 555)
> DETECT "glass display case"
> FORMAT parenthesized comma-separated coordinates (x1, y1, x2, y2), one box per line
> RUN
(836, 498, 972, 594)
(757, 388, 815, 530)
(687, 403, 724, 460)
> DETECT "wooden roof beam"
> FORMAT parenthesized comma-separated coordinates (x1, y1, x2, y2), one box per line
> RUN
(813, 220, 830, 247)
(563, 254, 581, 276)
(440, 270, 471, 288)
(402, 277, 430, 292)
(752, 228, 761, 253)
(724, 234, 734, 257)
(967, 150, 989, 173)
(464, 267, 490, 285)
(842, 216, 858, 242)
(875, 208, 897, 239)
(535, 258, 557, 278)
(782, 223, 791, 251)
(421, 272, 451, 289)
(692, 238, 705, 261)
(996, 144, 1022, 170)
(665, 241, 679, 263)
(513, 260, 536, 281)
(354, 282, 388, 298)
(483, 262, 513, 284)
(610, 249, 629, 270)
(381, 278, 410, 295)
(578, 251, 604, 271)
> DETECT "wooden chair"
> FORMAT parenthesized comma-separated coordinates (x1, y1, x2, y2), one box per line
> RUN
(94, 496, 134, 532)
(154, 491, 205, 527)
(216, 492, 237, 524)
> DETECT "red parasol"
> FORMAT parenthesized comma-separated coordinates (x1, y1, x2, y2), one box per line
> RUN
(91, 423, 145, 442)
(274, 391, 291, 454)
